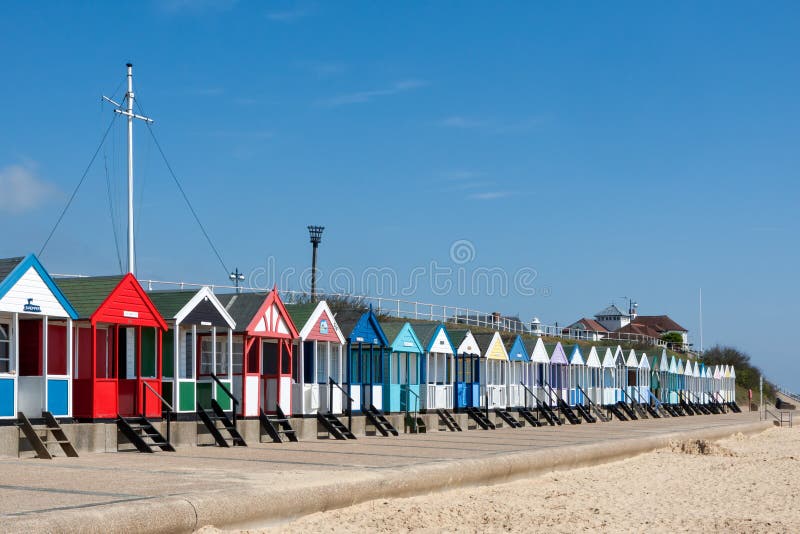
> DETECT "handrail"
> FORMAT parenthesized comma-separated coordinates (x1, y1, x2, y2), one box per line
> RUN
(543, 382, 563, 421)
(328, 377, 354, 432)
(519, 381, 538, 407)
(142, 381, 172, 445)
(575, 384, 598, 409)
(210, 373, 239, 428)
(621, 385, 638, 406)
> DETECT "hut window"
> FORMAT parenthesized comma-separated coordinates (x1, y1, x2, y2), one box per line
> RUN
(0, 323, 10, 373)
(303, 341, 315, 384)
(316, 342, 329, 384)
(181, 332, 194, 378)
(409, 354, 418, 384)
(330, 346, 342, 382)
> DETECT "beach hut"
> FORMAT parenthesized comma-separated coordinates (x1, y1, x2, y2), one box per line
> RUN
(584, 346, 602, 406)
(380, 322, 424, 414)
(614, 346, 627, 403)
(637, 352, 651, 404)
(657, 350, 670, 403)
(567, 345, 586, 406)
(216, 289, 299, 416)
(624, 349, 639, 403)
(729, 366, 737, 403)
(504, 335, 529, 408)
(335, 307, 389, 413)
(546, 342, 570, 405)
(668, 356, 679, 404)
(449, 329, 481, 410)
(56, 275, 167, 420)
(713, 365, 722, 403)
(600, 346, 616, 405)
(286, 301, 346, 416)
(414, 323, 456, 412)
(524, 336, 550, 408)
(148, 288, 236, 415)
(680, 359, 691, 403)
(474, 332, 508, 409)
(0, 255, 78, 420)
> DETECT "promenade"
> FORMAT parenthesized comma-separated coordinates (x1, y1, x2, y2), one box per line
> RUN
(2, 412, 766, 533)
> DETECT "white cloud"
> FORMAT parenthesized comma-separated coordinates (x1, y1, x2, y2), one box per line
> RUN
(319, 79, 428, 107)
(438, 115, 542, 134)
(0, 163, 59, 214)
(469, 191, 512, 200)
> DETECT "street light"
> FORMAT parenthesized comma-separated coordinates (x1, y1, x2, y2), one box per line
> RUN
(229, 268, 245, 293)
(308, 225, 324, 301)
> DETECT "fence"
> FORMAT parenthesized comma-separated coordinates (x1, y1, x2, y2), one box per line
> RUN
(54, 275, 672, 349)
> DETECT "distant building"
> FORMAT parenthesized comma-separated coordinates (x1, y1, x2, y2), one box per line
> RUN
(562, 317, 608, 341)
(593, 304, 632, 331)
(627, 315, 688, 346)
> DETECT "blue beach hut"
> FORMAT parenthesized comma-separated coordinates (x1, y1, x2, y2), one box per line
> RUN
(567, 345, 585, 406)
(380, 322, 424, 414)
(335, 307, 389, 413)
(449, 329, 481, 410)
(0, 254, 78, 420)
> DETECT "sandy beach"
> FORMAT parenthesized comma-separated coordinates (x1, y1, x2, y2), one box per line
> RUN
(208, 424, 798, 533)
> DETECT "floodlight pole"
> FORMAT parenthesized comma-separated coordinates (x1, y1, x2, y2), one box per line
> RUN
(308, 226, 325, 301)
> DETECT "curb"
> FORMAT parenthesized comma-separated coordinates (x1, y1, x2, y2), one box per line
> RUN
(6, 420, 770, 533)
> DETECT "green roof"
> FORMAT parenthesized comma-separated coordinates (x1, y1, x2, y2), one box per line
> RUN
(380, 321, 406, 343)
(0, 257, 23, 283)
(147, 290, 199, 319)
(472, 333, 496, 353)
(447, 329, 469, 346)
(55, 276, 124, 319)
(284, 303, 317, 330)
(407, 322, 439, 347)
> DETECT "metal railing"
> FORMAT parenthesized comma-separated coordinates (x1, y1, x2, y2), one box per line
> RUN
(404, 386, 421, 431)
(210, 373, 239, 428)
(142, 381, 173, 444)
(53, 273, 678, 350)
(328, 377, 353, 432)
(763, 402, 793, 427)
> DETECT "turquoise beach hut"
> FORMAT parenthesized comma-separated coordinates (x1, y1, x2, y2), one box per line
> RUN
(381, 322, 424, 414)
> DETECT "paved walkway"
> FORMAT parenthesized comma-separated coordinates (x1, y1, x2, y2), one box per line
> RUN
(1, 412, 765, 532)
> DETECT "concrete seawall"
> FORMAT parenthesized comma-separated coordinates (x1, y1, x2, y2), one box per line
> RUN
(3, 415, 769, 533)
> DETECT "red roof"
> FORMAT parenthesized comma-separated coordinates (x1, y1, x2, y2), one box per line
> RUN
(630, 315, 687, 333)
(615, 322, 662, 338)
(565, 317, 608, 333)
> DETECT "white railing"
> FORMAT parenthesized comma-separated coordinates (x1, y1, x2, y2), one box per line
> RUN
(53, 275, 674, 349)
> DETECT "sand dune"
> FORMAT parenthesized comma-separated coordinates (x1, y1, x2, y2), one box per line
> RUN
(234, 426, 800, 533)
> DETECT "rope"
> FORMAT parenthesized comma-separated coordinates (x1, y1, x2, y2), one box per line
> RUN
(103, 152, 124, 273)
(39, 114, 119, 257)
(141, 118, 230, 277)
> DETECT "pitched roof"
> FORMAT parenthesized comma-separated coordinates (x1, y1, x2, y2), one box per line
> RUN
(472, 333, 496, 354)
(217, 292, 268, 329)
(594, 304, 627, 318)
(55, 276, 125, 318)
(615, 322, 661, 338)
(447, 329, 469, 347)
(332, 308, 368, 337)
(630, 315, 687, 333)
(408, 322, 439, 347)
(565, 317, 608, 333)
(284, 303, 317, 330)
(0, 257, 24, 283)
(148, 290, 199, 318)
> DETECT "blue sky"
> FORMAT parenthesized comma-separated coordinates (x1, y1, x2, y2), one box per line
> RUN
(1, 2, 798, 389)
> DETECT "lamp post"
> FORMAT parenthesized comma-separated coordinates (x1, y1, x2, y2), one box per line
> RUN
(229, 268, 245, 293)
(308, 225, 324, 301)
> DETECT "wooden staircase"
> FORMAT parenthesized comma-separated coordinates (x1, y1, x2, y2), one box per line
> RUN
(316, 411, 356, 440)
(365, 405, 399, 436)
(516, 408, 543, 427)
(557, 399, 582, 425)
(436, 408, 463, 431)
(573, 403, 596, 423)
(537, 403, 562, 426)
(615, 401, 638, 420)
(117, 415, 176, 453)
(606, 404, 628, 421)
(465, 407, 495, 430)
(259, 406, 298, 443)
(197, 400, 247, 447)
(494, 408, 522, 428)
(17, 412, 79, 459)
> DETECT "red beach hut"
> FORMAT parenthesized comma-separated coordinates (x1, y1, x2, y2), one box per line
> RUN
(217, 288, 299, 416)
(56, 274, 167, 420)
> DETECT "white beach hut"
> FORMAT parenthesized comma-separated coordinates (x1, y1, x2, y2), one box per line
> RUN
(601, 347, 616, 405)
(624, 348, 639, 403)
(638, 352, 651, 404)
(525, 337, 550, 409)
(585, 346, 602, 406)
